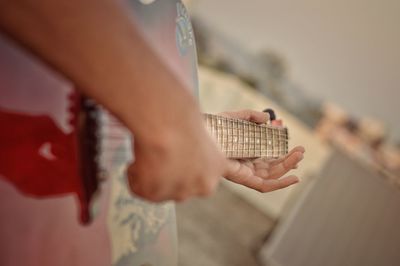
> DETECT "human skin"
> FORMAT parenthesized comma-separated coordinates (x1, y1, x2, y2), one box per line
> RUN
(220, 110, 304, 195)
(0, 0, 304, 202)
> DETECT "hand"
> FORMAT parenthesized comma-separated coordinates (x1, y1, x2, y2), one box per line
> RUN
(220, 110, 305, 193)
(127, 110, 227, 202)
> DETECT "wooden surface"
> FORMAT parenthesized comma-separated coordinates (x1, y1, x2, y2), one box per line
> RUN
(177, 183, 274, 266)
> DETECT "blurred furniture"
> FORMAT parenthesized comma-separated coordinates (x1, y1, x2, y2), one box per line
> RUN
(259, 149, 400, 266)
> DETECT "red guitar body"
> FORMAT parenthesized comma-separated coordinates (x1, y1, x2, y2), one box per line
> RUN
(0, 33, 115, 265)
(0, 36, 97, 224)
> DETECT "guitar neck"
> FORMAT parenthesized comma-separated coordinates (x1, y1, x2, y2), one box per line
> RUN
(204, 114, 288, 159)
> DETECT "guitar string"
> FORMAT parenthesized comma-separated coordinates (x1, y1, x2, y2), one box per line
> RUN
(101, 115, 288, 157)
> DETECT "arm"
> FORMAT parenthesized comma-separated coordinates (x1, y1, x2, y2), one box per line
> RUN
(0, 0, 227, 201)
(0, 0, 197, 139)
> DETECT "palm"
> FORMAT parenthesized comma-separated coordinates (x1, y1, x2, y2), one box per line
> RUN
(224, 146, 304, 192)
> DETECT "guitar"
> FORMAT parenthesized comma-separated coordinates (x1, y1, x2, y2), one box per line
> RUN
(0, 1, 288, 266)
(0, 82, 289, 225)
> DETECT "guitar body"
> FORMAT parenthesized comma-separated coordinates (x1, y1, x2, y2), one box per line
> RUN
(0, 1, 198, 265)
(0, 44, 91, 220)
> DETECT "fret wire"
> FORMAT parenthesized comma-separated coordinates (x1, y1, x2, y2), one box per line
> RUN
(249, 124, 252, 157)
(205, 114, 289, 158)
(272, 127, 275, 157)
(255, 125, 258, 157)
(267, 126, 270, 157)
(235, 119, 238, 158)
(275, 127, 280, 156)
(218, 116, 222, 147)
(252, 124, 256, 157)
(277, 126, 280, 156)
(255, 127, 262, 157)
(230, 119, 234, 157)
(285, 128, 289, 154)
(231, 118, 233, 157)
(262, 126, 265, 157)
(224, 117, 227, 153)
(238, 119, 241, 158)
(276, 129, 279, 157)
(278, 129, 280, 156)
(225, 117, 227, 153)
(259, 125, 262, 157)
(242, 120, 245, 158)
(245, 123, 248, 157)
(227, 119, 230, 157)
(220, 117, 224, 151)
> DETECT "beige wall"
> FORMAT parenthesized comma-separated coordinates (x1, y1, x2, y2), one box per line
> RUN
(192, 0, 400, 142)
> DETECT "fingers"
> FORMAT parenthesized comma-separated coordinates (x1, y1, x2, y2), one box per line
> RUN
(219, 149, 305, 194)
(253, 146, 305, 168)
(128, 158, 222, 203)
(127, 163, 169, 202)
(220, 109, 269, 124)
(268, 146, 305, 167)
(259, 175, 299, 192)
(225, 172, 299, 193)
(291, 145, 306, 154)
(250, 145, 305, 175)
(268, 150, 304, 180)
(225, 146, 305, 182)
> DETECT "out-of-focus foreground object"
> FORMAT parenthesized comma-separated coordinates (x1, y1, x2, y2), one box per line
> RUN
(259, 149, 400, 266)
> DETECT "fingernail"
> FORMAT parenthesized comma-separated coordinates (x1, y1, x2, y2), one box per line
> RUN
(272, 119, 283, 126)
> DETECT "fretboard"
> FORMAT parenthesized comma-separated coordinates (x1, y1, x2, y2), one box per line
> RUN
(204, 113, 289, 159)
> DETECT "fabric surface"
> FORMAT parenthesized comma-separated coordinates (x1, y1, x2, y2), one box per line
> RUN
(0, 1, 198, 265)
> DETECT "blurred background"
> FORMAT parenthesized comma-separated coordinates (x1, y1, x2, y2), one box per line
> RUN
(177, 1, 400, 265)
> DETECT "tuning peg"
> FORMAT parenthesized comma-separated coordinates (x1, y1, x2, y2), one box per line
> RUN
(263, 108, 276, 121)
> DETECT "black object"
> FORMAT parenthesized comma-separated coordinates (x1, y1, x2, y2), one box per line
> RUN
(263, 108, 276, 121)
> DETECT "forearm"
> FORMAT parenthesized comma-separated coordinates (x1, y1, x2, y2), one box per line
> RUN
(0, 0, 203, 140)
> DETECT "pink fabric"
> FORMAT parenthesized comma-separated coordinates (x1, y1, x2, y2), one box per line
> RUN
(0, 178, 111, 266)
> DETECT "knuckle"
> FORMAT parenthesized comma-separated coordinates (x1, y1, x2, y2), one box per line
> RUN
(175, 193, 189, 202)
(256, 187, 264, 193)
(259, 186, 271, 193)
(127, 175, 164, 202)
(199, 180, 217, 197)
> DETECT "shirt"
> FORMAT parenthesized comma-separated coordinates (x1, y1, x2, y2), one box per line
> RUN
(0, 1, 198, 265)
